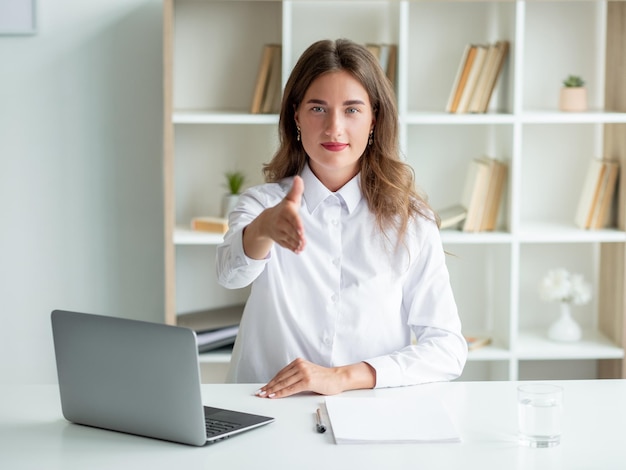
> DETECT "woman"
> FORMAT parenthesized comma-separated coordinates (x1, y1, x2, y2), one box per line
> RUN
(217, 38, 467, 398)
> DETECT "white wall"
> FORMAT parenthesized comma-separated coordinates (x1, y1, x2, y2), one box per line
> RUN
(0, 0, 164, 384)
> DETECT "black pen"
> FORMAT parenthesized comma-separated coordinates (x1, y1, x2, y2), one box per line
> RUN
(315, 408, 327, 433)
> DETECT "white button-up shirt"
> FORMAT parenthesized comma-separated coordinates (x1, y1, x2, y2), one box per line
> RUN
(217, 164, 467, 388)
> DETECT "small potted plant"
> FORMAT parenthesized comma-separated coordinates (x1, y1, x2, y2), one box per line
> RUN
(559, 75, 587, 112)
(221, 171, 246, 217)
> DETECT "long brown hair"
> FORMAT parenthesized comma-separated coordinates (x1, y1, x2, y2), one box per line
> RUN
(263, 38, 437, 244)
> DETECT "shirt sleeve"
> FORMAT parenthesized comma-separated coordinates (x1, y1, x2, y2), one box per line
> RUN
(364, 218, 468, 388)
(216, 188, 274, 289)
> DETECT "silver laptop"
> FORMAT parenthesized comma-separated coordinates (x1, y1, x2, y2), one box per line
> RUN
(51, 309, 274, 446)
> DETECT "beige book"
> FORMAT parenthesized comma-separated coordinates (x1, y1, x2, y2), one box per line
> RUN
(468, 42, 499, 113)
(465, 335, 492, 351)
(261, 45, 282, 114)
(190, 216, 229, 234)
(385, 44, 398, 89)
(478, 40, 509, 113)
(437, 204, 468, 230)
(574, 159, 607, 229)
(480, 159, 508, 231)
(446, 44, 477, 113)
(455, 45, 488, 114)
(461, 158, 491, 232)
(250, 44, 279, 114)
(591, 161, 619, 229)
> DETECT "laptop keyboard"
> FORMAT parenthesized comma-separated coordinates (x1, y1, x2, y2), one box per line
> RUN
(205, 418, 239, 437)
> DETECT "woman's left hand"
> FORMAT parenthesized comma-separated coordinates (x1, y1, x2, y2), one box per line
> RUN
(255, 358, 375, 399)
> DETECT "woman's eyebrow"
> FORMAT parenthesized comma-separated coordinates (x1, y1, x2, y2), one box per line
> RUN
(305, 98, 366, 106)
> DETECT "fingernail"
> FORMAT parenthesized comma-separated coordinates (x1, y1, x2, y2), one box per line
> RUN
(256, 389, 267, 396)
(268, 393, 276, 398)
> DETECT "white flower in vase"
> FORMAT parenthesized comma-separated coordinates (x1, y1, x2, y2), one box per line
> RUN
(539, 268, 591, 342)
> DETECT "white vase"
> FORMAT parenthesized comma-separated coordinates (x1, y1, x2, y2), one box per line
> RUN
(221, 194, 240, 218)
(548, 302, 582, 342)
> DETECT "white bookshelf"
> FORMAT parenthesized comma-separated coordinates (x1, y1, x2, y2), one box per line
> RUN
(163, 0, 626, 382)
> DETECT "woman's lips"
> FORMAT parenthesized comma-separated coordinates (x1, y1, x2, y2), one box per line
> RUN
(321, 142, 348, 151)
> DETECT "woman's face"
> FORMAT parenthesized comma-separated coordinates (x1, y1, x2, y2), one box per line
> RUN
(294, 70, 375, 191)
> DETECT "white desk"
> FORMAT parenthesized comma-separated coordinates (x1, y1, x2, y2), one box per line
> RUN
(1, 380, 625, 470)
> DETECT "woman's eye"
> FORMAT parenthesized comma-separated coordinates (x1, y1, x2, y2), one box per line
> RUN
(346, 107, 359, 114)
(312, 106, 324, 113)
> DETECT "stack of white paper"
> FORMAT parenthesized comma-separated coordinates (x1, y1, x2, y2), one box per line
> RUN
(324, 396, 461, 445)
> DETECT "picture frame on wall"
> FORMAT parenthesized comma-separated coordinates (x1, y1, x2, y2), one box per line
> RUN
(0, 0, 37, 36)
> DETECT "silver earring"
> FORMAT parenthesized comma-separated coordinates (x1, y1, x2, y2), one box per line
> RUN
(297, 126, 301, 142)
(368, 130, 374, 146)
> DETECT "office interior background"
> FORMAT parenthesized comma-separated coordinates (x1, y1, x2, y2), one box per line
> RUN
(0, 0, 164, 385)
(2, 0, 624, 386)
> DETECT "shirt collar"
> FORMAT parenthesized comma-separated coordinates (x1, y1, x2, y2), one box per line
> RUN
(300, 163, 363, 214)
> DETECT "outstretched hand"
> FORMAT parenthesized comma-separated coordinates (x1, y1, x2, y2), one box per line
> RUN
(242, 176, 306, 259)
(261, 176, 306, 251)
(269, 175, 306, 253)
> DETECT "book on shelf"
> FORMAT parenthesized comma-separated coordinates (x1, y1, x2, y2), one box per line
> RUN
(250, 44, 282, 114)
(455, 44, 488, 114)
(590, 161, 619, 229)
(475, 40, 510, 113)
(446, 44, 477, 113)
(436, 157, 507, 233)
(575, 158, 620, 229)
(466, 43, 498, 113)
(465, 335, 492, 351)
(447, 40, 509, 114)
(190, 216, 228, 234)
(366, 43, 398, 90)
(261, 44, 282, 113)
(461, 157, 491, 232)
(437, 204, 467, 230)
(479, 157, 508, 231)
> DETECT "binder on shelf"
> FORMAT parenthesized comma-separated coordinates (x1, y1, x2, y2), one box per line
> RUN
(176, 305, 244, 353)
(195, 324, 239, 353)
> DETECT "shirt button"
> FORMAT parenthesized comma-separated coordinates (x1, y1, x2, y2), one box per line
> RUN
(331, 293, 339, 303)
(332, 257, 340, 267)
(323, 336, 332, 345)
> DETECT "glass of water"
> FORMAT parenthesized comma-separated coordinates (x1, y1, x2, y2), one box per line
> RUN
(517, 383, 563, 448)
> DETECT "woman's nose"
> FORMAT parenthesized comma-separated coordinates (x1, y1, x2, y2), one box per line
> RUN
(324, 111, 344, 137)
